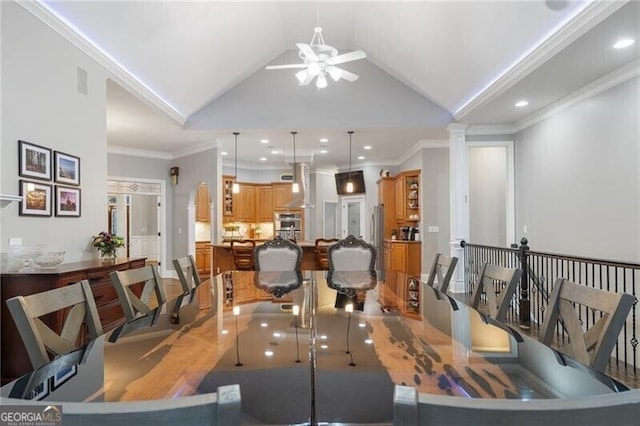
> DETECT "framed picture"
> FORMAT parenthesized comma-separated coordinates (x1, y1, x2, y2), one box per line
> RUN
(54, 151, 80, 185)
(55, 185, 81, 217)
(19, 180, 52, 216)
(19, 140, 52, 181)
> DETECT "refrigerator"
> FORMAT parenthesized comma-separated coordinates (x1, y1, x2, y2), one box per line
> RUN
(370, 205, 385, 280)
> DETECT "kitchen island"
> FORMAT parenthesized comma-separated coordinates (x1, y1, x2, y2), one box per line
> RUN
(210, 240, 318, 273)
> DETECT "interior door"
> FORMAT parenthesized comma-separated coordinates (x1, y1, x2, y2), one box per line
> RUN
(341, 195, 365, 239)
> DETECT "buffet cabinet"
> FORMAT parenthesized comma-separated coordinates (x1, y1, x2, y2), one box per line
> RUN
(0, 258, 145, 384)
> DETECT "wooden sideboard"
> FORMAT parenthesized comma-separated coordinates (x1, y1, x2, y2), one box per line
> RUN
(0, 258, 146, 384)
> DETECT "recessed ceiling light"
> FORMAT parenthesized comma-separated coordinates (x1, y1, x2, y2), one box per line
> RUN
(221, 151, 228, 156)
(363, 146, 372, 150)
(515, 100, 529, 107)
(273, 332, 281, 337)
(260, 157, 267, 161)
(264, 350, 274, 357)
(260, 139, 269, 144)
(320, 149, 328, 154)
(358, 322, 366, 328)
(221, 329, 229, 334)
(260, 322, 268, 327)
(365, 339, 373, 344)
(320, 335, 327, 340)
(271, 150, 279, 154)
(320, 138, 328, 143)
(320, 344, 328, 349)
(613, 38, 635, 49)
(358, 156, 365, 160)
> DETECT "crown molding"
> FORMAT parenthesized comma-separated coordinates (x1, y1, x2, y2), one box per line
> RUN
(222, 160, 290, 171)
(397, 139, 449, 166)
(454, 0, 626, 120)
(171, 140, 221, 159)
(20, 0, 186, 125)
(465, 124, 515, 136)
(108, 145, 172, 160)
(514, 58, 640, 133)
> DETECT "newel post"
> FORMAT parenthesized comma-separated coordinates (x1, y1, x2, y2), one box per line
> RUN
(518, 237, 530, 329)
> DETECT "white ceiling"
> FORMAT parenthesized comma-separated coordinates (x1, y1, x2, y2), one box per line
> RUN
(35, 1, 640, 167)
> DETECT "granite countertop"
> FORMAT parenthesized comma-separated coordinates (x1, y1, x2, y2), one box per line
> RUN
(211, 240, 316, 248)
(384, 239, 422, 244)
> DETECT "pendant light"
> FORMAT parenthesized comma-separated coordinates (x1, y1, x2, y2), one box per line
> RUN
(346, 131, 354, 193)
(232, 132, 240, 193)
(291, 131, 300, 193)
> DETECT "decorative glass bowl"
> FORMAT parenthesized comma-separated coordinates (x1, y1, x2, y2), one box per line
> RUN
(33, 251, 65, 268)
(9, 244, 47, 271)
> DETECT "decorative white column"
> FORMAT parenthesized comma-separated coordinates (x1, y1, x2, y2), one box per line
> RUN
(447, 123, 469, 293)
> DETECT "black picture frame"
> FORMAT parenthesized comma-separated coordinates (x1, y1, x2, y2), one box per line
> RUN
(19, 180, 52, 217)
(19, 140, 52, 181)
(54, 151, 81, 186)
(55, 185, 81, 217)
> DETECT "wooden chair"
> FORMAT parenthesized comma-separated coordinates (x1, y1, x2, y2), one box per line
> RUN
(425, 253, 458, 293)
(110, 265, 166, 322)
(230, 240, 256, 270)
(254, 236, 302, 271)
(539, 277, 635, 373)
(173, 255, 202, 293)
(327, 234, 376, 272)
(6, 280, 103, 369)
(469, 263, 522, 322)
(393, 385, 640, 426)
(315, 238, 338, 270)
(1, 384, 242, 426)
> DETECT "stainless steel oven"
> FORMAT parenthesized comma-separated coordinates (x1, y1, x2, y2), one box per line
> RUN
(274, 212, 302, 239)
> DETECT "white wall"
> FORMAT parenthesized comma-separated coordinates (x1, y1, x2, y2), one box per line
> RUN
(1, 2, 109, 261)
(222, 164, 290, 183)
(514, 76, 639, 262)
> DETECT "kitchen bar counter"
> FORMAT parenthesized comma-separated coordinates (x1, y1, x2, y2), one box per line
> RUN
(211, 240, 317, 248)
(210, 240, 318, 273)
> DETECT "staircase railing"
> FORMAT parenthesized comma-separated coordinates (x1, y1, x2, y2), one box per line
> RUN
(461, 238, 639, 374)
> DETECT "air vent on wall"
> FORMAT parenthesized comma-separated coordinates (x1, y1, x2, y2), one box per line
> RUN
(280, 173, 293, 182)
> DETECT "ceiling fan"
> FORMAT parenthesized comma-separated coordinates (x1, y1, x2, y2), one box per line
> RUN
(266, 27, 367, 89)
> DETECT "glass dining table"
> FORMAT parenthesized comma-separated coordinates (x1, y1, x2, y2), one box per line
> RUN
(1, 270, 629, 425)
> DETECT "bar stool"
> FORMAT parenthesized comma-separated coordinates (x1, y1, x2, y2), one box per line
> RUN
(231, 240, 256, 270)
(314, 238, 338, 270)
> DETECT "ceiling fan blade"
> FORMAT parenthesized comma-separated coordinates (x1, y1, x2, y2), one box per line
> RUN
(296, 43, 319, 62)
(265, 63, 307, 70)
(338, 68, 359, 82)
(297, 70, 314, 86)
(326, 50, 367, 66)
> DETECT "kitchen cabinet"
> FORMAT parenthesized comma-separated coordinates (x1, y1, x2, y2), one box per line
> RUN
(383, 240, 421, 318)
(394, 170, 420, 223)
(377, 177, 397, 240)
(222, 175, 235, 223)
(256, 185, 273, 222)
(234, 184, 256, 222)
(196, 183, 211, 222)
(272, 183, 293, 210)
(195, 242, 211, 273)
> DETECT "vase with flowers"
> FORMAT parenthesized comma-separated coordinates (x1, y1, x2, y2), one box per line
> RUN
(92, 231, 125, 262)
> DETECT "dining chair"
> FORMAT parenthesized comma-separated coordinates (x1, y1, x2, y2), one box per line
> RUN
(425, 253, 458, 293)
(173, 255, 202, 293)
(110, 265, 166, 322)
(393, 385, 640, 426)
(254, 236, 302, 271)
(469, 263, 522, 322)
(314, 238, 339, 270)
(6, 279, 103, 369)
(539, 277, 635, 373)
(327, 234, 377, 272)
(1, 384, 242, 426)
(231, 239, 256, 270)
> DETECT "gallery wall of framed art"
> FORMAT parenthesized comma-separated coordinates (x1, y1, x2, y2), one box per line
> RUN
(18, 140, 81, 217)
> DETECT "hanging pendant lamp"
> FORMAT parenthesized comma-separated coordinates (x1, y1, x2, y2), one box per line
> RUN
(232, 132, 240, 193)
(291, 131, 300, 193)
(346, 131, 354, 193)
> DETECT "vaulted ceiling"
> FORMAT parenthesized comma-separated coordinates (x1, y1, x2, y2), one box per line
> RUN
(30, 1, 640, 167)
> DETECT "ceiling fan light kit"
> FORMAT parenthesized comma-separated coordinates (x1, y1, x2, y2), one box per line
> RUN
(266, 27, 366, 89)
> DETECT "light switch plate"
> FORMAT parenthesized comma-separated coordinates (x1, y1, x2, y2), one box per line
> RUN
(427, 226, 439, 233)
(9, 237, 22, 246)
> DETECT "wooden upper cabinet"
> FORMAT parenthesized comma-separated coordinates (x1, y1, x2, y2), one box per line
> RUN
(222, 175, 235, 222)
(235, 184, 256, 222)
(394, 170, 420, 223)
(377, 177, 396, 239)
(394, 177, 405, 221)
(196, 183, 211, 222)
(256, 185, 273, 222)
(272, 183, 293, 210)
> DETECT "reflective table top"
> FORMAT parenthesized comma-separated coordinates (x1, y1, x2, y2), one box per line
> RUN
(1, 271, 628, 424)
